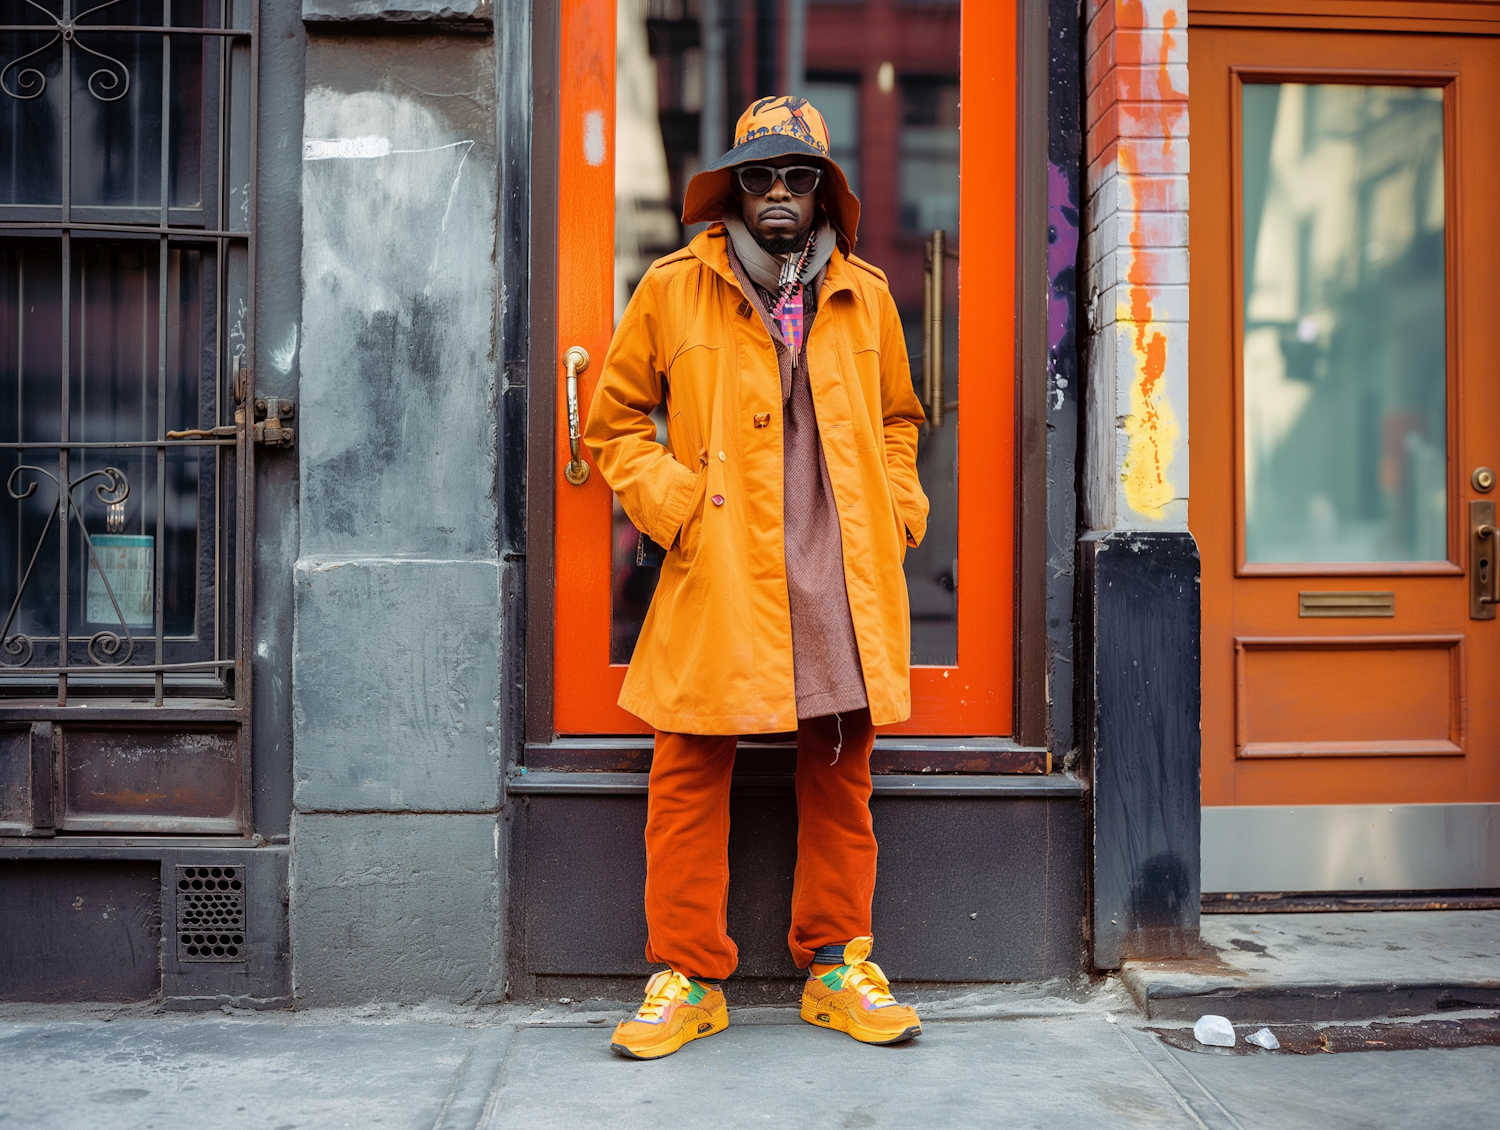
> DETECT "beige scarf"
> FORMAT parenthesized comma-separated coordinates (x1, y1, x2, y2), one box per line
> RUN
(721, 208, 837, 294)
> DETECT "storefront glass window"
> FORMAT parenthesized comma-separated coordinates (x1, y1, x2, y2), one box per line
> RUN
(1241, 83, 1447, 564)
(609, 0, 960, 665)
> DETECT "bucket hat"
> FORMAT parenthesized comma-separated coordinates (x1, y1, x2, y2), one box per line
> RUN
(683, 95, 861, 251)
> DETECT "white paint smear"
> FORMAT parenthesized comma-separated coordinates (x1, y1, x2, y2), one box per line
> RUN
(583, 110, 607, 166)
(269, 324, 298, 375)
(303, 135, 393, 160)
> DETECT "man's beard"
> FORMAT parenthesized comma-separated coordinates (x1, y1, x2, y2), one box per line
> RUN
(751, 224, 810, 258)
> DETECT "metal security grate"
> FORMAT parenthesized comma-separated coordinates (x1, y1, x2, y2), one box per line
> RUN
(0, 1, 259, 708)
(175, 864, 246, 962)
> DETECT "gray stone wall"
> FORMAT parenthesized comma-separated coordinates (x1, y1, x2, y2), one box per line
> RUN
(289, 31, 503, 1005)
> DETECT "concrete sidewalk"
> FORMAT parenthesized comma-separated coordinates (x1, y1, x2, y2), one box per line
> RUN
(2, 986, 1497, 1130)
(1123, 911, 1500, 1021)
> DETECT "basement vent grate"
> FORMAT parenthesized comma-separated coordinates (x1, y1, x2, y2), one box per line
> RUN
(175, 865, 247, 962)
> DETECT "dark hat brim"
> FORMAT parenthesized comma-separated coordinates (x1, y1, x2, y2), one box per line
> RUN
(683, 136, 860, 251)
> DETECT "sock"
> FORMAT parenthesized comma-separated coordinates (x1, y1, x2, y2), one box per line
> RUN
(810, 943, 849, 969)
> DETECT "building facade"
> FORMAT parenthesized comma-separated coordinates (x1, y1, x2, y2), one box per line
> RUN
(1, 0, 1494, 1006)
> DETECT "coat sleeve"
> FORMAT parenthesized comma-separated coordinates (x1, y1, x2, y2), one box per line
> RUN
(877, 286, 930, 547)
(583, 269, 701, 551)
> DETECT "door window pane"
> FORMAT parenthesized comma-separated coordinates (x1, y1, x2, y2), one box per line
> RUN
(1242, 83, 1447, 564)
(0, 239, 209, 666)
(609, 0, 960, 665)
(0, 0, 214, 215)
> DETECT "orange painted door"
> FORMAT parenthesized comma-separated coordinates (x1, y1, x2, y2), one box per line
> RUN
(1192, 27, 1500, 807)
(552, 0, 1017, 736)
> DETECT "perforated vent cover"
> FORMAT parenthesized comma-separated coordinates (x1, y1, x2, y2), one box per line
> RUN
(175, 865, 247, 962)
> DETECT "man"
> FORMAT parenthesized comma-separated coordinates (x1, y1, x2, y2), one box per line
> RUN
(584, 95, 929, 1060)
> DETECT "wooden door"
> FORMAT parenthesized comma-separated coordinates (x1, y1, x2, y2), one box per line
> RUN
(1193, 28, 1500, 817)
(551, 0, 1017, 737)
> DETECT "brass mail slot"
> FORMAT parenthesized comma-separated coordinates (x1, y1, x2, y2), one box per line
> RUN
(1298, 591, 1395, 618)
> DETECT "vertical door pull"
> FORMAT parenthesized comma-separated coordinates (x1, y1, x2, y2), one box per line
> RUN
(563, 346, 591, 486)
(922, 230, 957, 428)
(1472, 500, 1499, 619)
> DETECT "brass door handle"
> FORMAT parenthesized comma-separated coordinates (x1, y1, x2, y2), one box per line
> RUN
(563, 346, 590, 486)
(1472, 500, 1498, 619)
(922, 230, 955, 428)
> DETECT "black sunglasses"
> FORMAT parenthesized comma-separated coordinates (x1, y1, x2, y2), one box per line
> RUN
(735, 164, 824, 197)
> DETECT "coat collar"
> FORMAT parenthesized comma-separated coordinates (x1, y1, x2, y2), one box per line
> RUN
(690, 224, 859, 302)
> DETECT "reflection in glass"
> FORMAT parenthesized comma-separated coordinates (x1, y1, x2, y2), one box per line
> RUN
(0, 0, 210, 213)
(899, 76, 959, 235)
(804, 77, 858, 194)
(1242, 84, 1446, 564)
(609, 0, 960, 665)
(0, 240, 208, 660)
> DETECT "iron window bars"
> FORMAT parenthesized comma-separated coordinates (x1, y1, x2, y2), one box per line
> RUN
(0, 0, 256, 707)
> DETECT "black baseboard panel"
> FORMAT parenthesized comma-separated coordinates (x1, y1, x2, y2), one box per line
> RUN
(0, 860, 161, 1001)
(505, 788, 1086, 997)
(0, 843, 290, 1007)
(1081, 530, 1202, 969)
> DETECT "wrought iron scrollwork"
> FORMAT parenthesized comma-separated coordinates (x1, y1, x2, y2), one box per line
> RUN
(0, 464, 137, 668)
(1, 0, 134, 103)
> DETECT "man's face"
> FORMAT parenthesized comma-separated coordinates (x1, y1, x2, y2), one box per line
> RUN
(735, 155, 818, 256)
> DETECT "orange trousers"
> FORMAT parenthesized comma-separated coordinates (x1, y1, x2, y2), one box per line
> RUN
(643, 709, 877, 981)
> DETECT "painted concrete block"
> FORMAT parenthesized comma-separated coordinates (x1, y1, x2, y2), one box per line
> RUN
(290, 813, 501, 1004)
(293, 558, 500, 812)
(1085, 213, 1189, 278)
(1091, 283, 1189, 331)
(299, 36, 498, 559)
(1106, 173, 1190, 217)
(1088, 0, 1186, 32)
(1086, 247, 1190, 293)
(1084, 324, 1190, 531)
(303, 0, 492, 23)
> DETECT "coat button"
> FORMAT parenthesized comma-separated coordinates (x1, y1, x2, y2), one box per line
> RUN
(711, 494, 725, 506)
(753, 412, 771, 428)
(718, 451, 726, 461)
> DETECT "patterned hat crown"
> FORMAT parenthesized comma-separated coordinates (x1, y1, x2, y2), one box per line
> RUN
(682, 94, 860, 250)
(733, 96, 830, 156)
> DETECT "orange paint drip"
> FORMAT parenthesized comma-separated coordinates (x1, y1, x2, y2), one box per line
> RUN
(1117, 4, 1183, 519)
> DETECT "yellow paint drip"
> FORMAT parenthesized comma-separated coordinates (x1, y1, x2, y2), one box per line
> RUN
(1121, 321, 1179, 519)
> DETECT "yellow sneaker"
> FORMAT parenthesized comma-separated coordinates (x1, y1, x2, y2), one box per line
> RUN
(800, 937, 922, 1045)
(610, 969, 729, 1060)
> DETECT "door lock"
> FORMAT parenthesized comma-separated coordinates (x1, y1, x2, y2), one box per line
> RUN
(253, 398, 296, 448)
(1472, 500, 1499, 619)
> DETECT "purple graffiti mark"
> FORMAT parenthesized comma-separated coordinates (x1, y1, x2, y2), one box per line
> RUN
(1046, 161, 1080, 357)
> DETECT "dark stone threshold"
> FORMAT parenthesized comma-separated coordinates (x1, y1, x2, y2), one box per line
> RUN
(1137, 983, 1500, 1025)
(524, 736, 1051, 775)
(1153, 1016, 1500, 1056)
(1203, 890, 1500, 913)
(508, 770, 1085, 798)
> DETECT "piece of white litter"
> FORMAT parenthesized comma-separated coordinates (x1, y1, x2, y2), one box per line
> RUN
(1193, 1014, 1236, 1047)
(1246, 1027, 1280, 1050)
(558, 997, 573, 1004)
(1103, 1013, 1117, 1025)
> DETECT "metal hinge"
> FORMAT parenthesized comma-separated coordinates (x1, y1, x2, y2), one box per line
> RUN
(252, 398, 296, 448)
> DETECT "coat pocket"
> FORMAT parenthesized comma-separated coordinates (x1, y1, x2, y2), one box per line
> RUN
(890, 489, 909, 564)
(678, 466, 711, 563)
(849, 347, 883, 452)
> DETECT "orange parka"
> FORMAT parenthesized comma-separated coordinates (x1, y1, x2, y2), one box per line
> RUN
(583, 225, 929, 734)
